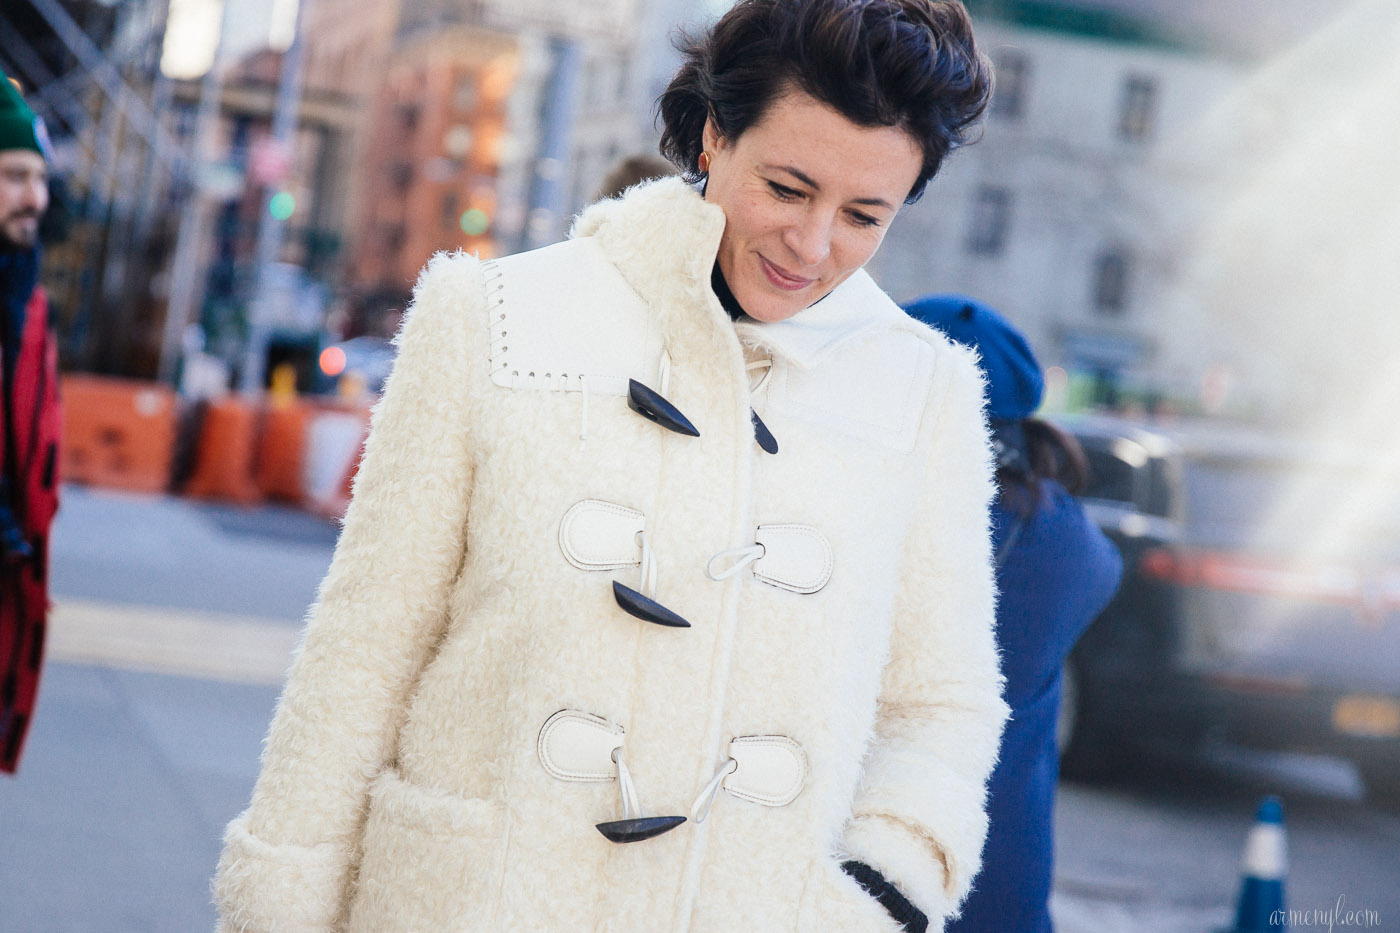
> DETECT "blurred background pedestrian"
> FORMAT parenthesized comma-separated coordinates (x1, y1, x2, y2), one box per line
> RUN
(0, 72, 61, 775)
(594, 152, 675, 201)
(906, 294, 1123, 933)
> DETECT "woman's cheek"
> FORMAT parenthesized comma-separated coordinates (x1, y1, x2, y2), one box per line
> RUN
(845, 225, 887, 270)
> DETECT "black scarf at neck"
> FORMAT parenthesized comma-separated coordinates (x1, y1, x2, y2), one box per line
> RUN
(710, 262, 748, 322)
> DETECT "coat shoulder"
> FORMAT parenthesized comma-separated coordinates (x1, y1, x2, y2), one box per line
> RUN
(399, 250, 490, 343)
(480, 237, 662, 396)
(891, 315, 989, 427)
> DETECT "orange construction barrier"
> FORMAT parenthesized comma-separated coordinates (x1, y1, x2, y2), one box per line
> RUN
(184, 395, 262, 504)
(60, 375, 179, 493)
(255, 403, 310, 503)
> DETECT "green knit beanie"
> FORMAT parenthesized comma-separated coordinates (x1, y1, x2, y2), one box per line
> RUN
(0, 74, 49, 159)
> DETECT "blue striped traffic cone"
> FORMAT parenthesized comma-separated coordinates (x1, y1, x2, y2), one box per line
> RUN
(1221, 795, 1287, 932)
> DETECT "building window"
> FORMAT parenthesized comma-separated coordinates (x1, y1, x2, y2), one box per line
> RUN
(1118, 75, 1156, 141)
(991, 51, 1029, 120)
(966, 186, 1012, 256)
(1094, 248, 1131, 314)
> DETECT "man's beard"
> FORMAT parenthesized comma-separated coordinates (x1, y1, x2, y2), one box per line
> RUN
(0, 211, 41, 251)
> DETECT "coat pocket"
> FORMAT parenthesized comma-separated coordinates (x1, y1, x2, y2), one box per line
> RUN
(796, 857, 905, 933)
(348, 769, 509, 933)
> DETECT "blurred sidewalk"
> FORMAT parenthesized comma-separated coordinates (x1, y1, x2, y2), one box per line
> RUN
(7, 486, 1389, 932)
(1, 485, 336, 933)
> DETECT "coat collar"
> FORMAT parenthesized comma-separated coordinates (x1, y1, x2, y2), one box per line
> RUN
(571, 177, 909, 371)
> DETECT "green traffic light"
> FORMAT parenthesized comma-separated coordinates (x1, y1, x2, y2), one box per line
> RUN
(269, 191, 296, 221)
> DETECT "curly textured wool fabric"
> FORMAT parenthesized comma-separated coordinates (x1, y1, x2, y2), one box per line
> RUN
(214, 178, 1007, 932)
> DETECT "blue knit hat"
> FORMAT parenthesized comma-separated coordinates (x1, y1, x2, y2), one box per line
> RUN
(903, 293, 1044, 421)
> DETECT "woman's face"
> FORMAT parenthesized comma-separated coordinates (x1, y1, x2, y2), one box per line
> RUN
(702, 88, 924, 323)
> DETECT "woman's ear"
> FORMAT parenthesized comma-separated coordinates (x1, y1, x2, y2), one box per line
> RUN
(702, 111, 724, 156)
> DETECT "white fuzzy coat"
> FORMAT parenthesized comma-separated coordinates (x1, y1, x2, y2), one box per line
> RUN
(214, 178, 1008, 933)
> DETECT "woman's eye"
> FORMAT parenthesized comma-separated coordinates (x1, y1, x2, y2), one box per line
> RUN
(848, 211, 882, 228)
(767, 181, 801, 201)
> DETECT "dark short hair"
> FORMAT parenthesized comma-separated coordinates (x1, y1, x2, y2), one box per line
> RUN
(658, 0, 992, 202)
(999, 418, 1091, 516)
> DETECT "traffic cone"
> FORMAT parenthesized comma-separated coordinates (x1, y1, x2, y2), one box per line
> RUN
(1220, 795, 1287, 933)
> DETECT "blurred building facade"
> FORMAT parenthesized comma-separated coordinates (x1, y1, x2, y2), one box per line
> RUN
(866, 2, 1244, 416)
(10, 0, 1379, 428)
(312, 0, 647, 321)
(351, 25, 515, 293)
(8, 0, 651, 380)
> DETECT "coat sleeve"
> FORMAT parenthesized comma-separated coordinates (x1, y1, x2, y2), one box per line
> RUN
(839, 343, 1010, 926)
(214, 254, 481, 932)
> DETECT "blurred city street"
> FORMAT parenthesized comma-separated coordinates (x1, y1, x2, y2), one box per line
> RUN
(0, 485, 1395, 931)
(4, 0, 1400, 929)
(0, 485, 330, 932)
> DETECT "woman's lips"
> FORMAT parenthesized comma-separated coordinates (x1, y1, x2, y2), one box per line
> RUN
(759, 255, 814, 291)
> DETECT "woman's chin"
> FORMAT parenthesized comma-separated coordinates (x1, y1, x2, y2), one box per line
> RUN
(734, 287, 808, 323)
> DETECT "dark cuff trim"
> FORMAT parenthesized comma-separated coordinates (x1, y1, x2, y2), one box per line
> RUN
(841, 859, 929, 933)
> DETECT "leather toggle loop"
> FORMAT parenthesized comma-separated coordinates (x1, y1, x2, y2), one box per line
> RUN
(689, 757, 739, 824)
(753, 525, 833, 594)
(558, 499, 644, 572)
(627, 379, 700, 437)
(724, 735, 807, 807)
(705, 544, 766, 582)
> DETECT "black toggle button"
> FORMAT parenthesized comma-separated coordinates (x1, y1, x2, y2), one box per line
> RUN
(613, 581, 691, 628)
(751, 409, 778, 455)
(596, 815, 687, 843)
(628, 379, 700, 437)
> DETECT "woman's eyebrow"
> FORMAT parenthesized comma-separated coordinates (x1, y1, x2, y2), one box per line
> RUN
(764, 164, 895, 210)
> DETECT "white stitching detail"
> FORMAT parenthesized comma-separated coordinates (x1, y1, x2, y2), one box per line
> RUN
(753, 524, 834, 594)
(724, 735, 808, 806)
(558, 499, 645, 571)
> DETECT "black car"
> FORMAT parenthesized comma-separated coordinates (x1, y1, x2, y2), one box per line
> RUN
(1055, 415, 1400, 803)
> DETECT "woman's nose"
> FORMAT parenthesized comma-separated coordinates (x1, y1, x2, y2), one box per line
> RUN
(782, 212, 832, 267)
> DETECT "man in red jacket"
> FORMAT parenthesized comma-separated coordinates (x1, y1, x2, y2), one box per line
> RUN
(0, 73, 61, 774)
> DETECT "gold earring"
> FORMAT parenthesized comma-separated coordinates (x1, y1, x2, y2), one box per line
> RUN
(698, 151, 711, 174)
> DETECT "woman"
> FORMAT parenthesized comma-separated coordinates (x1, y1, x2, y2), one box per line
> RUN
(906, 296, 1123, 933)
(215, 2, 1006, 931)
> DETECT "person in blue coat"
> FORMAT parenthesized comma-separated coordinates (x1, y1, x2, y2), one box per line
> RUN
(904, 295, 1123, 933)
